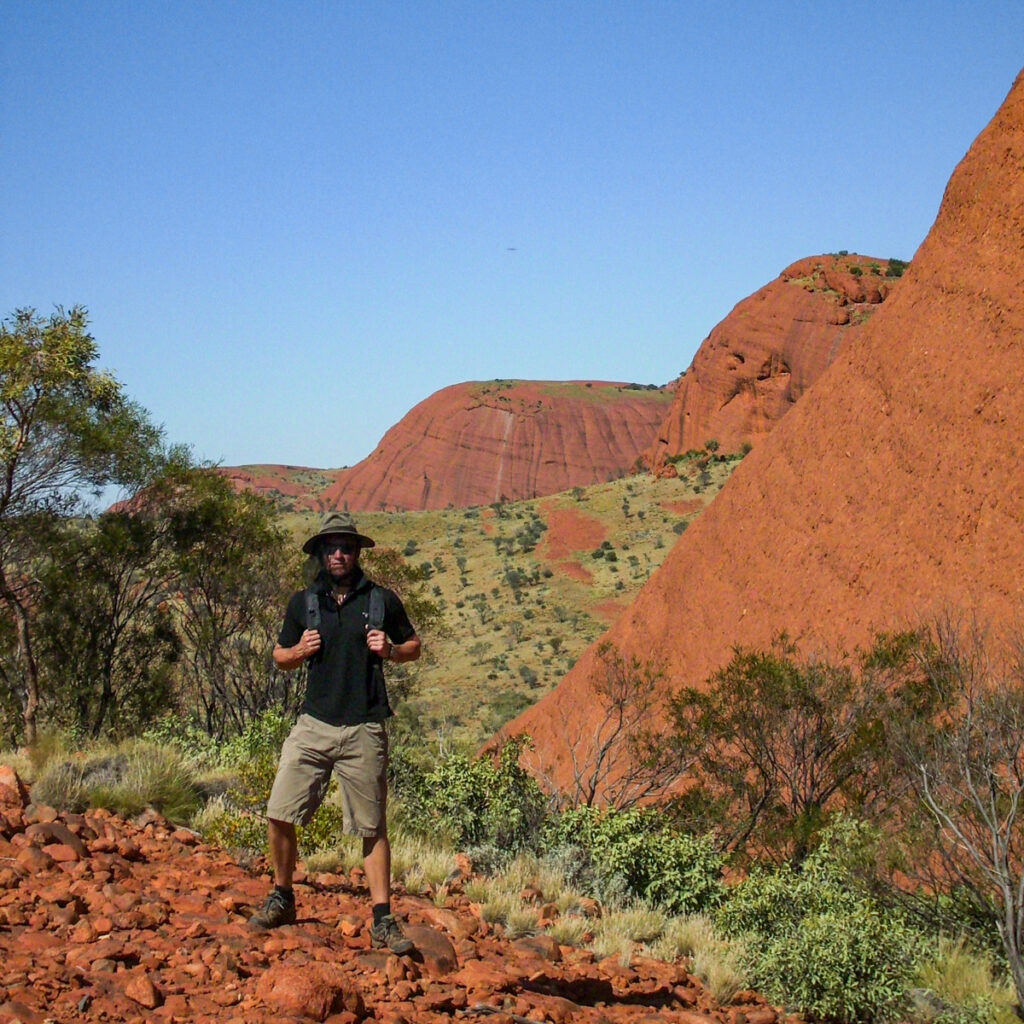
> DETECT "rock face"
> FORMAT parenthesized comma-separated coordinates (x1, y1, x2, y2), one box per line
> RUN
(510, 70, 1024, 791)
(0, 772, 783, 1024)
(646, 254, 898, 470)
(322, 380, 673, 512)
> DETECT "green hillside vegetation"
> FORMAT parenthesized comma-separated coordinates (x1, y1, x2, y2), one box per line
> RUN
(280, 453, 738, 750)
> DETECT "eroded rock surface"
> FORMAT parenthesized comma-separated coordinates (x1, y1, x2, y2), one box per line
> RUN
(321, 381, 672, 512)
(646, 254, 897, 470)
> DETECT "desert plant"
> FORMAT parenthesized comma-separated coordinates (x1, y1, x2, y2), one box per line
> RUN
(545, 915, 589, 946)
(691, 939, 748, 1005)
(504, 905, 541, 938)
(891, 615, 1024, 1011)
(912, 934, 1017, 1024)
(547, 805, 724, 914)
(670, 632, 927, 864)
(719, 819, 920, 1023)
(401, 736, 547, 852)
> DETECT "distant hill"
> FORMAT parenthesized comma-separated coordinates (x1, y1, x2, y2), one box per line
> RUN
(221, 381, 671, 514)
(646, 253, 901, 471)
(321, 380, 672, 512)
(509, 69, 1024, 792)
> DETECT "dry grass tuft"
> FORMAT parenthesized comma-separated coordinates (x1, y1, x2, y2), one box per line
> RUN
(648, 913, 718, 961)
(913, 935, 1017, 1024)
(692, 940, 748, 1005)
(545, 916, 589, 947)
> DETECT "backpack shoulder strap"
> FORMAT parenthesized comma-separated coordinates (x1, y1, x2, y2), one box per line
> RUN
(367, 585, 385, 632)
(305, 588, 321, 631)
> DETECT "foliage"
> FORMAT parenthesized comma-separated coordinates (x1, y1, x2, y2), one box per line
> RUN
(887, 258, 909, 277)
(0, 306, 177, 743)
(669, 632, 929, 864)
(719, 819, 920, 1024)
(548, 805, 724, 915)
(889, 615, 1024, 1013)
(163, 468, 295, 739)
(399, 736, 547, 853)
(26, 465, 296, 743)
(32, 511, 180, 739)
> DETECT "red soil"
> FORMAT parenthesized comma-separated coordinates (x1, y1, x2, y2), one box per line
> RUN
(540, 504, 608, 560)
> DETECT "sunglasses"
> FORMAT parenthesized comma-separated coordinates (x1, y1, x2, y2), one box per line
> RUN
(321, 539, 359, 555)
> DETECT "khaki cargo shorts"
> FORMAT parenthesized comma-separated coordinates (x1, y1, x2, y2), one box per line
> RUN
(266, 715, 388, 837)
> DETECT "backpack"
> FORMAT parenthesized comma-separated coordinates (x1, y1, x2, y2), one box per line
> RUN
(305, 585, 385, 632)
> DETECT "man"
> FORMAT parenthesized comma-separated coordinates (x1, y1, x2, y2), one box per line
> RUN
(248, 511, 421, 953)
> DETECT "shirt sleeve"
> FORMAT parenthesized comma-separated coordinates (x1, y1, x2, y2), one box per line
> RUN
(277, 591, 307, 648)
(382, 588, 417, 644)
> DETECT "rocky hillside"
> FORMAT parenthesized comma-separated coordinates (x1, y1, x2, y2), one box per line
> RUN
(646, 254, 900, 470)
(509, 70, 1024, 790)
(0, 768, 785, 1024)
(320, 381, 672, 512)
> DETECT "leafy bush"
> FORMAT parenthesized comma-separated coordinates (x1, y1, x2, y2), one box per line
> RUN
(719, 819, 920, 1023)
(400, 736, 547, 853)
(548, 806, 724, 915)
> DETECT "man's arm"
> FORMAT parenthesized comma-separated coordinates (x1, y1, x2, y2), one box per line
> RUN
(273, 629, 322, 672)
(388, 633, 421, 664)
(366, 629, 420, 664)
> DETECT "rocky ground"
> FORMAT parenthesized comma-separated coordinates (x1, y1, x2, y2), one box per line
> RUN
(0, 765, 788, 1024)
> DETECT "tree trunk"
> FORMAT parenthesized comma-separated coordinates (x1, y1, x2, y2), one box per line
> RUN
(0, 568, 39, 746)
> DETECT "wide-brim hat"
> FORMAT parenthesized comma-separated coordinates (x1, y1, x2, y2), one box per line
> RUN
(301, 511, 376, 554)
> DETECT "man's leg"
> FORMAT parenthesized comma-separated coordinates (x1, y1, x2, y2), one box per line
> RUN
(269, 818, 298, 887)
(248, 817, 299, 929)
(362, 833, 391, 905)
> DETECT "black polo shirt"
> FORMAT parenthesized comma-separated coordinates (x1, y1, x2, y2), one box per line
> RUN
(278, 570, 417, 726)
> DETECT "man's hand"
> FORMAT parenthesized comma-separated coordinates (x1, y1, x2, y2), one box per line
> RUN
(295, 628, 322, 659)
(273, 629, 321, 671)
(366, 628, 390, 659)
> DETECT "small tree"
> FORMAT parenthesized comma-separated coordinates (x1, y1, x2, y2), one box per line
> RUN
(165, 468, 295, 739)
(892, 615, 1024, 1012)
(532, 642, 694, 809)
(33, 510, 179, 738)
(670, 633, 926, 864)
(0, 307, 171, 743)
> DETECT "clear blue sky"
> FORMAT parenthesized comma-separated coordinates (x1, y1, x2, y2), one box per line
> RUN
(3, 2, 1022, 469)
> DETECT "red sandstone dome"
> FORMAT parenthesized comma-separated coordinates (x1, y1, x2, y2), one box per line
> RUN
(645, 254, 898, 471)
(508, 70, 1024, 792)
(321, 380, 672, 512)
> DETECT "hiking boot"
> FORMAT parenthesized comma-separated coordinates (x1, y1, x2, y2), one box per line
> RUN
(248, 889, 296, 930)
(369, 913, 414, 954)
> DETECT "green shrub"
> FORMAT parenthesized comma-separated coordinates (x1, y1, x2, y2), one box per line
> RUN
(401, 736, 547, 852)
(719, 819, 920, 1023)
(548, 806, 724, 915)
